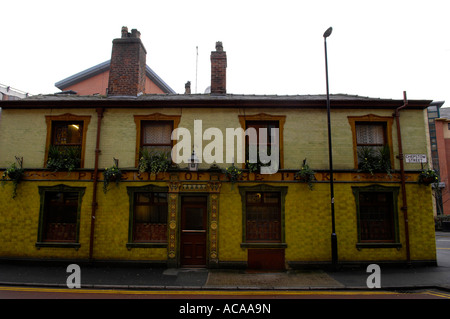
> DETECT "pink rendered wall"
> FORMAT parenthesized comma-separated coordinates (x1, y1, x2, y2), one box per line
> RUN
(63, 71, 165, 95)
(145, 77, 165, 94)
(66, 71, 110, 95)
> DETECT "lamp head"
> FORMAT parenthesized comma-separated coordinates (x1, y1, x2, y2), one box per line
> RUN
(189, 149, 199, 171)
(323, 27, 333, 38)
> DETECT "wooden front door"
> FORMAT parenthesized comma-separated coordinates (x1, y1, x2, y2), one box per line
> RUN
(180, 196, 207, 267)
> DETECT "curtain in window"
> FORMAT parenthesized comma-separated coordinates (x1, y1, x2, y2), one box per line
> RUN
(142, 122, 172, 145)
(356, 124, 384, 145)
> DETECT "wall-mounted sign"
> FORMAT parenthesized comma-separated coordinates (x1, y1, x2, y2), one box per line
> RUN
(405, 154, 427, 163)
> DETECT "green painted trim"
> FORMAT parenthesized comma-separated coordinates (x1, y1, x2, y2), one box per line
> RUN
(35, 242, 81, 250)
(240, 242, 288, 249)
(356, 243, 402, 249)
(126, 243, 168, 249)
(36, 184, 86, 247)
(351, 184, 400, 246)
(238, 184, 288, 246)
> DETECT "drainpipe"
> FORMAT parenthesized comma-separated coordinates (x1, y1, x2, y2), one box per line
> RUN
(89, 107, 104, 262)
(394, 91, 410, 264)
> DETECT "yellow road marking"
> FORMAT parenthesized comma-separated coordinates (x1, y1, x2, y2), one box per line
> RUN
(0, 286, 401, 296)
(423, 290, 450, 299)
(4, 286, 449, 298)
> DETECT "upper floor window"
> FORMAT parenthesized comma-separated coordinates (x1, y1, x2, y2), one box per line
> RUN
(141, 121, 173, 155)
(356, 122, 387, 163)
(45, 114, 91, 169)
(50, 122, 84, 169)
(52, 121, 83, 146)
(246, 121, 279, 152)
(238, 114, 286, 171)
(348, 114, 394, 171)
(134, 114, 181, 167)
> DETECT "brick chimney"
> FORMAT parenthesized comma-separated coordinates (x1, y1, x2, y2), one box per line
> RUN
(107, 26, 147, 96)
(210, 41, 227, 94)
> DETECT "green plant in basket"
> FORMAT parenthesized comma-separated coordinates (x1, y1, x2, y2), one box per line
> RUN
(46, 145, 81, 172)
(357, 145, 392, 176)
(103, 165, 122, 193)
(138, 148, 171, 174)
(225, 164, 242, 184)
(1, 162, 25, 199)
(295, 158, 316, 190)
(418, 167, 439, 186)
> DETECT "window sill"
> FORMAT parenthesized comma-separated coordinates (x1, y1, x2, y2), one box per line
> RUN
(240, 242, 287, 249)
(35, 242, 80, 250)
(126, 243, 168, 250)
(356, 242, 402, 250)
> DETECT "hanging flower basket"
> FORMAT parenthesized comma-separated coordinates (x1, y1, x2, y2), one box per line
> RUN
(1, 162, 25, 199)
(225, 164, 242, 189)
(225, 164, 242, 182)
(418, 168, 438, 186)
(103, 165, 122, 193)
(295, 158, 316, 190)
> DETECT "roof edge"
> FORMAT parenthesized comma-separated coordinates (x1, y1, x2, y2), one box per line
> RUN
(0, 94, 432, 110)
(145, 65, 175, 94)
(55, 60, 110, 90)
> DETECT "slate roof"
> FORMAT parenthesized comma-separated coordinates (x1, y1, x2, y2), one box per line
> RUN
(54, 60, 175, 94)
(0, 93, 432, 110)
(19, 93, 403, 101)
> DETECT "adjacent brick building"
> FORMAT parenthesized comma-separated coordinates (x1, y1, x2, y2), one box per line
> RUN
(55, 27, 174, 96)
(431, 104, 450, 216)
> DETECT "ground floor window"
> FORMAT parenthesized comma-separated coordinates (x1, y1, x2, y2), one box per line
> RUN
(245, 192, 281, 242)
(352, 185, 400, 247)
(127, 185, 169, 248)
(36, 185, 85, 248)
(239, 185, 288, 247)
(133, 192, 168, 242)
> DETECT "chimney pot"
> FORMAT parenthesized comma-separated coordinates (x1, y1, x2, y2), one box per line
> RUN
(185, 81, 191, 94)
(121, 26, 129, 38)
(131, 29, 141, 38)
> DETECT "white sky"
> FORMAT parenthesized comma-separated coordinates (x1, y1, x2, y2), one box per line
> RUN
(1, 0, 449, 105)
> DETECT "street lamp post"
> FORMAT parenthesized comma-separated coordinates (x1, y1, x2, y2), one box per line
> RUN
(323, 27, 338, 268)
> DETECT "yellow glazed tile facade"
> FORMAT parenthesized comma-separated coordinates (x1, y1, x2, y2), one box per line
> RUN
(0, 177, 436, 265)
(0, 108, 429, 172)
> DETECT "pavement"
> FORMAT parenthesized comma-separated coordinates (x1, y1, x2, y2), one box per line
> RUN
(0, 232, 449, 292)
